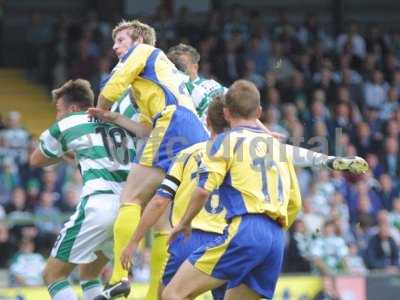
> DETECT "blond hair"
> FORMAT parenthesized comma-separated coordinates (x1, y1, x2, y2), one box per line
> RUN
(167, 43, 200, 69)
(52, 79, 94, 109)
(112, 20, 156, 46)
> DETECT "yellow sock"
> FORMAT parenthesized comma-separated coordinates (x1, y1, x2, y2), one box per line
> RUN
(110, 203, 141, 284)
(144, 231, 169, 300)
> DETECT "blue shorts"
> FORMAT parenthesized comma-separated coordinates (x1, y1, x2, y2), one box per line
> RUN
(136, 105, 209, 172)
(163, 229, 226, 300)
(188, 214, 284, 299)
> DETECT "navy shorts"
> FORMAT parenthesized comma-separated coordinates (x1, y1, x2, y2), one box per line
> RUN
(163, 229, 226, 300)
(188, 214, 284, 299)
(136, 105, 209, 172)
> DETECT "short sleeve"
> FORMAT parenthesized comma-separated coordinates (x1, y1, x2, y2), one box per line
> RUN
(38, 125, 64, 158)
(197, 134, 230, 192)
(156, 152, 186, 200)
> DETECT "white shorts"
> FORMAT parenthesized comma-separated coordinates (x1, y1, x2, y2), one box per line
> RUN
(51, 192, 120, 264)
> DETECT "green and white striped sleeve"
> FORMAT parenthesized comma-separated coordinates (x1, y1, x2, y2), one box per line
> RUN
(39, 122, 64, 158)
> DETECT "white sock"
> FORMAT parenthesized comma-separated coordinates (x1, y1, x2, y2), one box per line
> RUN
(81, 279, 103, 300)
(48, 279, 78, 300)
(285, 144, 331, 168)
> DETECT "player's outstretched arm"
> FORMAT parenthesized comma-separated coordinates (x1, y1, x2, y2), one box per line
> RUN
(88, 108, 151, 138)
(169, 187, 210, 243)
(120, 194, 170, 270)
(256, 119, 286, 140)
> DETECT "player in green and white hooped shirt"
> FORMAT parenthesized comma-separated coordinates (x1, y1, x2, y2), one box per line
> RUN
(167, 43, 370, 173)
(30, 79, 136, 300)
(167, 44, 227, 123)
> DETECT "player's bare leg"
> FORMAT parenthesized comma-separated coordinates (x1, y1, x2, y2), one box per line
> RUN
(43, 257, 76, 286)
(223, 284, 261, 300)
(162, 261, 226, 300)
(79, 251, 109, 300)
(43, 257, 77, 300)
(121, 164, 166, 208)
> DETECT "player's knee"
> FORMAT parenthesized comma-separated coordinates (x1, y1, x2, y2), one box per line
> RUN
(79, 264, 99, 281)
(42, 263, 66, 285)
(42, 265, 52, 285)
(79, 269, 100, 281)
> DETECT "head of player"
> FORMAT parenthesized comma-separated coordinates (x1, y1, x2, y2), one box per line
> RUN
(112, 20, 156, 60)
(206, 95, 229, 137)
(167, 43, 200, 81)
(31, 78, 134, 300)
(223, 79, 262, 127)
(52, 79, 94, 120)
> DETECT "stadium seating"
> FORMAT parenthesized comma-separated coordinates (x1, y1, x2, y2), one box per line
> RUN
(0, 68, 54, 136)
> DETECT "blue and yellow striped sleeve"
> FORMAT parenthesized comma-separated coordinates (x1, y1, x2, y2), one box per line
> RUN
(101, 44, 154, 102)
(198, 134, 230, 192)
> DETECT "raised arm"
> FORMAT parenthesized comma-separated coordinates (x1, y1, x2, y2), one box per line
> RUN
(97, 94, 114, 110)
(256, 119, 286, 140)
(87, 108, 151, 138)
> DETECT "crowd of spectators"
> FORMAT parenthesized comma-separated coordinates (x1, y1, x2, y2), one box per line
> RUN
(1, 3, 400, 286)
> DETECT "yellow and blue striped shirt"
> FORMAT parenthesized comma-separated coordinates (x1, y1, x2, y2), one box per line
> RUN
(198, 126, 302, 229)
(101, 43, 196, 126)
(157, 141, 226, 234)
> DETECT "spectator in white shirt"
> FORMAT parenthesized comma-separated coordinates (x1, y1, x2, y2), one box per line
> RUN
(10, 238, 45, 286)
(364, 69, 389, 109)
(0, 111, 30, 166)
(337, 22, 366, 59)
(381, 87, 399, 120)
